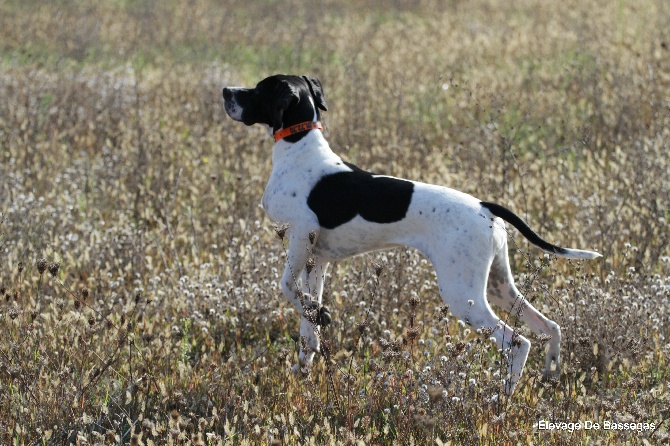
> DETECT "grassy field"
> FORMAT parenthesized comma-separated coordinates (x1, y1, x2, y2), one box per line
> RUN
(1, 0, 669, 444)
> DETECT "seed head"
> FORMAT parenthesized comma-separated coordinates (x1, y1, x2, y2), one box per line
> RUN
(372, 261, 384, 277)
(37, 259, 48, 275)
(130, 434, 141, 446)
(356, 320, 369, 334)
(18, 262, 24, 274)
(380, 338, 402, 358)
(406, 326, 421, 341)
(480, 326, 495, 337)
(117, 330, 128, 347)
(424, 417, 437, 429)
(82, 288, 90, 300)
(8, 365, 21, 379)
(306, 257, 315, 274)
(427, 385, 445, 403)
(48, 261, 60, 277)
(451, 341, 467, 357)
(273, 223, 289, 240)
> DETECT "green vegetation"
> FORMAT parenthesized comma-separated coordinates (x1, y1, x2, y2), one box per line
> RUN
(1, 0, 668, 444)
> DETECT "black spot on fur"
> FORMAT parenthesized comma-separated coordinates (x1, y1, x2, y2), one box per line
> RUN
(307, 162, 414, 229)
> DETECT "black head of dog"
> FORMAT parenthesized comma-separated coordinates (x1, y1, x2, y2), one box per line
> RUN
(223, 75, 328, 142)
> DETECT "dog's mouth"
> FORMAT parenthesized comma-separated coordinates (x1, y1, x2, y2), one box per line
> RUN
(223, 100, 244, 121)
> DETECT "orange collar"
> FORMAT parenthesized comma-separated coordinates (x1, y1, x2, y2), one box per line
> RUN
(273, 121, 323, 142)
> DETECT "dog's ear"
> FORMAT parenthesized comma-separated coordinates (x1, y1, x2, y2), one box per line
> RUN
(302, 76, 328, 111)
(271, 81, 299, 132)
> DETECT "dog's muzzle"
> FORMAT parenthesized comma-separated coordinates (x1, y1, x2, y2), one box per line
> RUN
(222, 87, 243, 121)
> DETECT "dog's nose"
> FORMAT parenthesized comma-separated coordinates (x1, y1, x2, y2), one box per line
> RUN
(222, 88, 232, 101)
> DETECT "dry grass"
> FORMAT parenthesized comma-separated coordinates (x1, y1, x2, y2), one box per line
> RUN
(1, 0, 669, 444)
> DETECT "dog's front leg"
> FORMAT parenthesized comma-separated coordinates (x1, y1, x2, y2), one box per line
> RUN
(279, 223, 321, 371)
(299, 256, 331, 366)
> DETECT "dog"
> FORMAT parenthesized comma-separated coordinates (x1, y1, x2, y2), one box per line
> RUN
(222, 74, 601, 394)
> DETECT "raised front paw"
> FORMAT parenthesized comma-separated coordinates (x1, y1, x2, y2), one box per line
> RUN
(542, 366, 561, 382)
(303, 300, 332, 327)
(318, 306, 332, 327)
(290, 361, 312, 375)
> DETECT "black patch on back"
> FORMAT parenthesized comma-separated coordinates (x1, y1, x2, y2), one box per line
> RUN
(307, 162, 414, 229)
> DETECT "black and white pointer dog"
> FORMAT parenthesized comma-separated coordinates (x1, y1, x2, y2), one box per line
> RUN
(222, 74, 601, 394)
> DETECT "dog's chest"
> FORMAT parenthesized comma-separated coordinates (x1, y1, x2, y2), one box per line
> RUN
(261, 167, 313, 222)
(261, 137, 344, 223)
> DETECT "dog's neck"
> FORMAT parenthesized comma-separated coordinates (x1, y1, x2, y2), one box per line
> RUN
(272, 96, 321, 143)
(271, 125, 332, 167)
(269, 95, 334, 165)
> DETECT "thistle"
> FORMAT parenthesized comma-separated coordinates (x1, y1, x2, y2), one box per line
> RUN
(37, 258, 48, 275)
(48, 261, 60, 277)
(273, 223, 289, 240)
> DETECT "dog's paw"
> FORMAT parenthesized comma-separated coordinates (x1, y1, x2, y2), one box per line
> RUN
(303, 300, 332, 327)
(541, 369, 561, 386)
(542, 362, 561, 382)
(290, 362, 311, 375)
(318, 306, 332, 327)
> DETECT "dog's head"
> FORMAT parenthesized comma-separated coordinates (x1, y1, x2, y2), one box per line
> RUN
(222, 75, 328, 136)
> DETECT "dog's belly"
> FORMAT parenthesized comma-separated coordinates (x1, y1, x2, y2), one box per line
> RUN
(312, 183, 502, 261)
(313, 217, 405, 260)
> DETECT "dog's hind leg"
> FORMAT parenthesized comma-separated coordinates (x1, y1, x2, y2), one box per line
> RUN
(487, 245, 562, 379)
(430, 253, 531, 395)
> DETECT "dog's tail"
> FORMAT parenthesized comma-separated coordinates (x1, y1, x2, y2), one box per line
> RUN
(481, 201, 602, 260)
